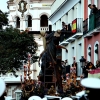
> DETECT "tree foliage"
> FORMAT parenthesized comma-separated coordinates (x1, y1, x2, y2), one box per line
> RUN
(0, 10, 8, 29)
(0, 27, 38, 74)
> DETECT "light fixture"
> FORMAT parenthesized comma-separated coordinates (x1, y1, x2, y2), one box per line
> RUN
(79, 56, 86, 68)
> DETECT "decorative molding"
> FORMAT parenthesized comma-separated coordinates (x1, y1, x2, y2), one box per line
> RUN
(32, 18, 40, 20)
(30, 7, 50, 10)
(9, 10, 16, 12)
(18, 0, 27, 17)
(9, 20, 16, 22)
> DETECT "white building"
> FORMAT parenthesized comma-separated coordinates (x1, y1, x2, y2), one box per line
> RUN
(0, 0, 54, 99)
(49, 0, 85, 76)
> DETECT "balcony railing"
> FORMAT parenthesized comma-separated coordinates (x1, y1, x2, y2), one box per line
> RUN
(40, 27, 49, 31)
(83, 10, 100, 36)
(95, 10, 100, 28)
(83, 18, 88, 35)
(72, 18, 83, 33)
(60, 18, 83, 43)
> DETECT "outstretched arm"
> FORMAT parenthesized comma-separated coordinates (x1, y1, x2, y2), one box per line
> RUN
(56, 45, 68, 52)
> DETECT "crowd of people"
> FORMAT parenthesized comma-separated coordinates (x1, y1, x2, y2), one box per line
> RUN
(82, 60, 100, 78)
(61, 59, 100, 81)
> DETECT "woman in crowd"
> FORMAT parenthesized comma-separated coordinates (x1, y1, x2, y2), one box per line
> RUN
(85, 62, 96, 77)
(96, 60, 100, 68)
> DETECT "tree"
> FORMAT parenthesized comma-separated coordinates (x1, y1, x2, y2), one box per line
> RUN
(0, 27, 38, 74)
(0, 10, 8, 29)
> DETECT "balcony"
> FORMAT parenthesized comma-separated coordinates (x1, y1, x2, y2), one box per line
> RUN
(83, 10, 100, 38)
(60, 18, 83, 43)
(40, 27, 49, 31)
(66, 37, 75, 42)
(59, 41, 69, 46)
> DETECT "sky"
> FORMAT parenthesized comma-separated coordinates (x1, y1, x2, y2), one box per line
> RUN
(0, 0, 9, 12)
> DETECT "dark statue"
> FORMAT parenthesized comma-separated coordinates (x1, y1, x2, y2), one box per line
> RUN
(38, 30, 68, 91)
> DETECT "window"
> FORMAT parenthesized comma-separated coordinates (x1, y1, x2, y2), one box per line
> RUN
(27, 15, 32, 27)
(87, 45, 91, 62)
(40, 15, 48, 27)
(94, 41, 99, 65)
(16, 17, 20, 28)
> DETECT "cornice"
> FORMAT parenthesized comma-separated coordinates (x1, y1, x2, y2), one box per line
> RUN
(49, 0, 80, 24)
(49, 0, 68, 20)
(9, 10, 16, 12)
(30, 7, 50, 10)
(32, 18, 40, 20)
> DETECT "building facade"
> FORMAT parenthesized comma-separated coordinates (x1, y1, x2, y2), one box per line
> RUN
(49, 0, 100, 75)
(1, 0, 54, 99)
(83, 0, 100, 66)
(49, 0, 85, 76)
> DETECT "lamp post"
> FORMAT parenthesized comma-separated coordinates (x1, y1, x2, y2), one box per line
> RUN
(80, 56, 86, 68)
(79, 56, 86, 75)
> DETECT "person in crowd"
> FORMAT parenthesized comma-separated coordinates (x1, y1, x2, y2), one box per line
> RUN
(86, 62, 95, 70)
(60, 21, 67, 42)
(65, 60, 70, 74)
(92, 4, 98, 14)
(88, 4, 94, 15)
(62, 21, 66, 29)
(88, 4, 98, 15)
(82, 61, 89, 78)
(85, 62, 96, 77)
(95, 60, 100, 68)
(61, 61, 66, 81)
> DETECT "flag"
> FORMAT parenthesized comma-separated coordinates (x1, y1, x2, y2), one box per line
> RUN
(72, 19, 77, 33)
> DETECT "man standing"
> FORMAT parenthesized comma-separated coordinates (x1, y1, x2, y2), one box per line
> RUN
(88, 4, 94, 15)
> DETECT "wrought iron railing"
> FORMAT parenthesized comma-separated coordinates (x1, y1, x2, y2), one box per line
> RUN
(83, 9, 100, 35)
(76, 18, 83, 33)
(95, 10, 100, 28)
(83, 18, 88, 35)
(60, 18, 83, 42)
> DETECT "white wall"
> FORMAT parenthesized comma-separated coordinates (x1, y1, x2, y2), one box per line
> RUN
(49, 0, 85, 67)
(8, 2, 51, 31)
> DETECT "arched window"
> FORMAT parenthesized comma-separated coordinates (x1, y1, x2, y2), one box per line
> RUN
(16, 17, 20, 28)
(94, 41, 99, 65)
(40, 15, 48, 27)
(87, 45, 91, 62)
(27, 15, 32, 27)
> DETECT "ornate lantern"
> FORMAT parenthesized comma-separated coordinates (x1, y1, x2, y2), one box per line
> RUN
(79, 56, 86, 68)
(18, 0, 27, 17)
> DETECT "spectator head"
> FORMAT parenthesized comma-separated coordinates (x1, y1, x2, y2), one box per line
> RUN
(62, 21, 66, 28)
(93, 4, 96, 7)
(62, 21, 65, 25)
(65, 60, 68, 63)
(88, 4, 93, 9)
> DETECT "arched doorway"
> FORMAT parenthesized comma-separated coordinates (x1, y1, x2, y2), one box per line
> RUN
(16, 17, 20, 28)
(27, 15, 32, 27)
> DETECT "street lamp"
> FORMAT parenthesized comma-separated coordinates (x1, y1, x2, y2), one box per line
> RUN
(79, 56, 86, 68)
